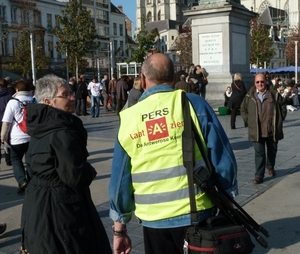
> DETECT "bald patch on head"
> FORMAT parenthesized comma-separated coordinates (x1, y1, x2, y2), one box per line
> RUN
(142, 53, 174, 84)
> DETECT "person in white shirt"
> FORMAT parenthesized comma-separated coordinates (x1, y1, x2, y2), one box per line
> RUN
(87, 76, 102, 117)
(1, 79, 34, 194)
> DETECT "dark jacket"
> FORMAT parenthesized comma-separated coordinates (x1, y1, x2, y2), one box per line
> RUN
(228, 80, 246, 109)
(128, 88, 143, 107)
(240, 86, 287, 142)
(75, 81, 88, 99)
(116, 79, 128, 100)
(0, 88, 12, 122)
(174, 80, 190, 93)
(21, 104, 111, 254)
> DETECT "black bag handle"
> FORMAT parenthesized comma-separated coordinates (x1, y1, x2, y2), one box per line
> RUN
(181, 92, 198, 224)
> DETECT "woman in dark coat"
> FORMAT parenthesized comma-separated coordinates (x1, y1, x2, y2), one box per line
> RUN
(21, 74, 111, 254)
(75, 75, 88, 116)
(228, 73, 247, 129)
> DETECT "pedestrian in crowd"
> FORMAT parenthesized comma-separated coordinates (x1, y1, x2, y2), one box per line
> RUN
(264, 71, 274, 90)
(109, 53, 238, 254)
(193, 65, 203, 95)
(109, 74, 117, 111)
(188, 63, 195, 76)
(240, 73, 287, 184)
(128, 77, 143, 107)
(127, 76, 134, 91)
(0, 79, 12, 168)
(1, 79, 34, 194)
(228, 73, 247, 129)
(283, 85, 294, 105)
(101, 74, 110, 111)
(174, 74, 190, 92)
(5, 76, 16, 95)
(68, 76, 77, 95)
(291, 83, 300, 109)
(194, 65, 208, 99)
(75, 75, 88, 116)
(277, 83, 285, 96)
(223, 86, 232, 107)
(81, 74, 89, 115)
(116, 75, 128, 114)
(20, 74, 112, 254)
(174, 69, 187, 85)
(87, 76, 101, 117)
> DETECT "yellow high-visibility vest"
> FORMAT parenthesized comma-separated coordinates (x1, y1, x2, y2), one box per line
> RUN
(118, 90, 214, 221)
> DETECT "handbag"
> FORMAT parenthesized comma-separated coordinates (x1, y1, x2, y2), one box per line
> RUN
(201, 71, 208, 85)
(181, 93, 262, 254)
(201, 76, 208, 85)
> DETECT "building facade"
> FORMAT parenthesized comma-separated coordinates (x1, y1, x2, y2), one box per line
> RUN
(0, 0, 132, 79)
(136, 0, 197, 31)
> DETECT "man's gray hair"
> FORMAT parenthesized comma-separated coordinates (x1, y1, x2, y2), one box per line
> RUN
(35, 74, 66, 103)
(142, 55, 174, 84)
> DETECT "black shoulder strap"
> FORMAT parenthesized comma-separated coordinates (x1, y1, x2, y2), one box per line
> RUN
(181, 92, 198, 224)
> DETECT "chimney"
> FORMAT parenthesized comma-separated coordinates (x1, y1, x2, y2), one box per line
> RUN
(118, 5, 123, 13)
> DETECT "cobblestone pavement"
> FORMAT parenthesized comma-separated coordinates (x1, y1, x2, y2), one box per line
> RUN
(1, 101, 300, 253)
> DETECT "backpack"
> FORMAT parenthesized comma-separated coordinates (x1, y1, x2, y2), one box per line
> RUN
(11, 97, 35, 134)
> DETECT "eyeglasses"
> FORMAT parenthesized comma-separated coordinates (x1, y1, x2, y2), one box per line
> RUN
(55, 93, 74, 99)
(255, 81, 265, 84)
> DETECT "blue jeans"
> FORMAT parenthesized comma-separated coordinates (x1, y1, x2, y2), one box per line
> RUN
(253, 136, 277, 179)
(90, 95, 100, 117)
(11, 142, 30, 185)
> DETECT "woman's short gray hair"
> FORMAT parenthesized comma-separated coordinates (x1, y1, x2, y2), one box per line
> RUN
(35, 74, 66, 103)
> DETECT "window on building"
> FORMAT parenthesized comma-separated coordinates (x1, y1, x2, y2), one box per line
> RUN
(119, 24, 123, 36)
(21, 10, 30, 25)
(47, 14, 52, 28)
(11, 8, 17, 23)
(120, 41, 124, 55)
(48, 36, 53, 58)
(147, 12, 152, 22)
(113, 23, 117, 35)
(279, 50, 281, 58)
(172, 35, 174, 40)
(114, 40, 118, 55)
(12, 37, 17, 56)
(0, 38, 8, 56)
(158, 11, 161, 21)
(55, 15, 60, 28)
(34, 10, 41, 25)
(0, 6, 6, 20)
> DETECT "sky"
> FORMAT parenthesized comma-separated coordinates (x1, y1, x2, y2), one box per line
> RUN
(111, 0, 136, 32)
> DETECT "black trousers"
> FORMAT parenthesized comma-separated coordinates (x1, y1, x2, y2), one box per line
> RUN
(143, 226, 186, 254)
(230, 108, 238, 128)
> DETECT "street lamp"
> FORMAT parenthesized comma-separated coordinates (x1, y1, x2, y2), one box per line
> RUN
(295, 41, 298, 83)
(66, 50, 69, 83)
(29, 30, 36, 85)
(110, 40, 114, 78)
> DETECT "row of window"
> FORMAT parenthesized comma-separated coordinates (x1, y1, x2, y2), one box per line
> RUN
(0, 6, 42, 26)
(113, 23, 123, 36)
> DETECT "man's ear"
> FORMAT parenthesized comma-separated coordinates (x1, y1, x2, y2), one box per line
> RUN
(141, 73, 147, 90)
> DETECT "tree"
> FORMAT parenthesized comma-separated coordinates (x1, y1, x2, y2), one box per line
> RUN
(174, 26, 192, 69)
(285, 25, 300, 65)
(127, 16, 159, 64)
(52, 0, 99, 79)
(9, 30, 49, 77)
(250, 17, 275, 68)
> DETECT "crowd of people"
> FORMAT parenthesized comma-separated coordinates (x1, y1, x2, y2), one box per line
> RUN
(0, 63, 296, 253)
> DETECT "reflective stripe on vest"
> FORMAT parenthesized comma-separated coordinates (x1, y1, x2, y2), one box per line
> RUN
(118, 90, 214, 221)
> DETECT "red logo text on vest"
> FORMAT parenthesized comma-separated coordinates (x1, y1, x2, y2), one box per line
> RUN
(146, 117, 169, 141)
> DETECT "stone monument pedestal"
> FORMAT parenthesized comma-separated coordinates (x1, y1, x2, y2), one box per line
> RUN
(184, 1, 256, 100)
